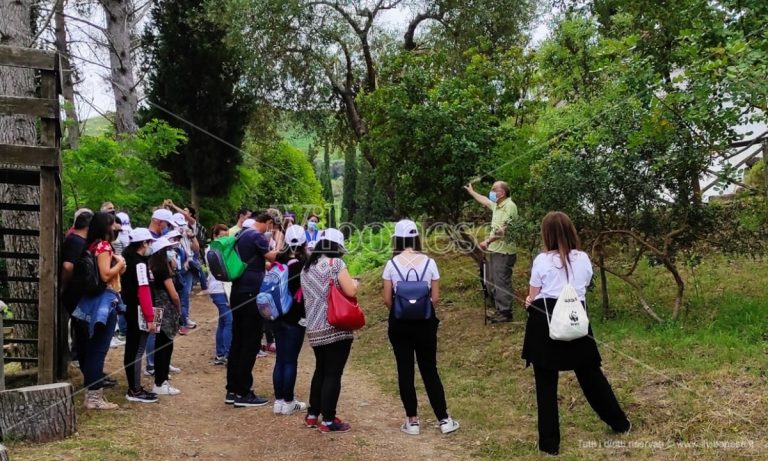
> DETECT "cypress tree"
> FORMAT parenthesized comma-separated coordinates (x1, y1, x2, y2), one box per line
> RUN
(142, 0, 252, 206)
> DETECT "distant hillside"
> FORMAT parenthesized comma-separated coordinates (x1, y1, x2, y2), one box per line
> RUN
(81, 114, 114, 136)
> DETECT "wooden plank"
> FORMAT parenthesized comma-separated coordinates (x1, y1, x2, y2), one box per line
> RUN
(0, 251, 40, 259)
(4, 319, 38, 325)
(2, 298, 38, 305)
(0, 46, 56, 70)
(4, 277, 39, 283)
(0, 203, 40, 212)
(3, 357, 38, 363)
(38, 167, 57, 385)
(0, 168, 40, 186)
(3, 338, 37, 344)
(40, 71, 61, 149)
(0, 144, 58, 168)
(0, 228, 40, 237)
(0, 96, 58, 118)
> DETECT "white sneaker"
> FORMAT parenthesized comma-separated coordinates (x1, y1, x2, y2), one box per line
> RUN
(281, 400, 307, 415)
(110, 336, 126, 348)
(257, 350, 268, 358)
(273, 399, 285, 414)
(169, 364, 181, 374)
(440, 417, 460, 434)
(401, 419, 420, 436)
(186, 319, 198, 328)
(152, 380, 181, 396)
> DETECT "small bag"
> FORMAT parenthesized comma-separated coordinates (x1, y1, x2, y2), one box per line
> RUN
(326, 258, 365, 331)
(390, 258, 433, 320)
(544, 270, 589, 341)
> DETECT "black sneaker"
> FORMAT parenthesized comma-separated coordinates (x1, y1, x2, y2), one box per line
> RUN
(126, 388, 159, 403)
(488, 312, 514, 323)
(225, 391, 236, 404)
(233, 391, 269, 408)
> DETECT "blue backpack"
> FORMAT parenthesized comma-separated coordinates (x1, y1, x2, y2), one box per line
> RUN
(391, 258, 433, 320)
(256, 260, 297, 320)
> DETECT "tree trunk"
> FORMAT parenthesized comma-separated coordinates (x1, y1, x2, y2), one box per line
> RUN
(102, 0, 138, 135)
(0, 383, 77, 442)
(0, 0, 42, 363)
(54, 0, 80, 149)
(599, 255, 611, 319)
(0, 443, 8, 461)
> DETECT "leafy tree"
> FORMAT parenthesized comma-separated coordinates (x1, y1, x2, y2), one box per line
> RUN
(341, 144, 358, 224)
(143, 0, 252, 207)
(62, 120, 188, 225)
(243, 140, 324, 209)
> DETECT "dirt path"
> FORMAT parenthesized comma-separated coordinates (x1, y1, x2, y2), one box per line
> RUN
(103, 294, 468, 461)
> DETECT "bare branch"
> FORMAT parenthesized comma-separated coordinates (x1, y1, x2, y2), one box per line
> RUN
(30, 0, 61, 46)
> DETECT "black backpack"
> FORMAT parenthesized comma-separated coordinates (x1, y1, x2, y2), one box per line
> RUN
(72, 250, 107, 298)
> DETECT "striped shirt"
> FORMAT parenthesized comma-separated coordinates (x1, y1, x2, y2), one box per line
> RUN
(300, 256, 354, 347)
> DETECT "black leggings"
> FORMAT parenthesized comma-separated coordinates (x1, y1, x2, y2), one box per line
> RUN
(388, 318, 448, 420)
(154, 331, 174, 386)
(309, 339, 352, 422)
(533, 364, 630, 453)
(123, 306, 148, 391)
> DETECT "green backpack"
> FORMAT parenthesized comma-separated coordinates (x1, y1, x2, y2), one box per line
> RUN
(206, 234, 247, 282)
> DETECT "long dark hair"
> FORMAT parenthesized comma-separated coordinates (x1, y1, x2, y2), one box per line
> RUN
(303, 240, 344, 271)
(540, 211, 581, 281)
(392, 236, 422, 257)
(278, 242, 308, 264)
(148, 250, 170, 277)
(122, 241, 145, 258)
(86, 211, 115, 246)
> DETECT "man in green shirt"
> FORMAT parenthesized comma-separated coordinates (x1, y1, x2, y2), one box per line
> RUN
(465, 181, 518, 323)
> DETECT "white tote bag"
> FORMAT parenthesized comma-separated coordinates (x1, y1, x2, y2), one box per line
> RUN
(544, 277, 589, 341)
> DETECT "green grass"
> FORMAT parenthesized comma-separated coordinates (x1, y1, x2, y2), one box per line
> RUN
(81, 114, 114, 137)
(352, 241, 768, 460)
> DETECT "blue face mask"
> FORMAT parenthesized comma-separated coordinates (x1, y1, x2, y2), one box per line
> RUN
(144, 244, 154, 257)
(308, 221, 318, 231)
(488, 191, 498, 203)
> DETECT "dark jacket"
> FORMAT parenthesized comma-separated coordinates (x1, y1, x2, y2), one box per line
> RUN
(521, 297, 601, 371)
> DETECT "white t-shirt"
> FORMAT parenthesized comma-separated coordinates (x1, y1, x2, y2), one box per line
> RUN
(530, 250, 593, 301)
(382, 252, 440, 288)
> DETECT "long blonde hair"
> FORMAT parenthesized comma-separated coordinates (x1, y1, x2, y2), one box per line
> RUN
(540, 212, 582, 281)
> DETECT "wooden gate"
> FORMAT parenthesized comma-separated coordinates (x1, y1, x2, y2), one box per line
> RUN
(0, 45, 65, 388)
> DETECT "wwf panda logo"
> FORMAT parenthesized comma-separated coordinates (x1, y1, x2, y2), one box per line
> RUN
(569, 311, 579, 322)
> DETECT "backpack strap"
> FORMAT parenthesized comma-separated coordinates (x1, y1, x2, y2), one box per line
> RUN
(418, 258, 431, 282)
(389, 258, 407, 282)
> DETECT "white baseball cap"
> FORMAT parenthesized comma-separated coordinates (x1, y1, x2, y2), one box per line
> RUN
(393, 219, 419, 238)
(152, 208, 173, 224)
(150, 237, 175, 253)
(128, 227, 155, 243)
(285, 224, 307, 246)
(171, 212, 187, 228)
(317, 228, 346, 252)
(164, 229, 181, 240)
(242, 218, 256, 229)
(116, 212, 131, 227)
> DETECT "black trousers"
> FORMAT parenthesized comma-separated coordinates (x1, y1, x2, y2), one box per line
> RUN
(226, 290, 263, 396)
(388, 318, 448, 421)
(533, 364, 630, 453)
(123, 305, 148, 391)
(154, 331, 174, 386)
(309, 339, 352, 422)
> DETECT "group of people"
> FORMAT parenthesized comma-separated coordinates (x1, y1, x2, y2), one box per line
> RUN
(59, 181, 630, 454)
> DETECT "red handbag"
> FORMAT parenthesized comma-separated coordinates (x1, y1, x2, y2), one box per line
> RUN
(326, 259, 366, 331)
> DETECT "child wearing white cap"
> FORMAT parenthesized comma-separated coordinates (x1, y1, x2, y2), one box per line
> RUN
(382, 219, 460, 436)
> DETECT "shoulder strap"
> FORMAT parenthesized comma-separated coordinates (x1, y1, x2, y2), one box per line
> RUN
(419, 258, 431, 282)
(390, 258, 407, 281)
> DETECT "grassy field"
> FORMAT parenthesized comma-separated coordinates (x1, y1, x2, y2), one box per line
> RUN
(352, 243, 768, 460)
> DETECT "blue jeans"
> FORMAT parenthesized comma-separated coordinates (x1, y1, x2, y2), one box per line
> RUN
(272, 321, 305, 402)
(145, 333, 155, 370)
(179, 269, 194, 325)
(79, 309, 118, 390)
(210, 293, 232, 358)
(117, 312, 127, 336)
(191, 256, 208, 290)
